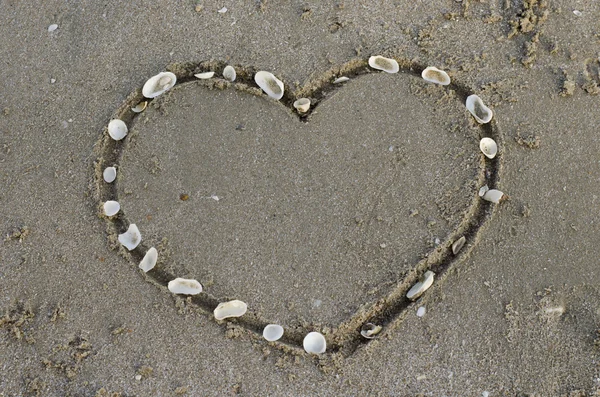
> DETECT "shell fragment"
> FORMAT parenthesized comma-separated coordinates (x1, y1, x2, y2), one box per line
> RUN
(360, 323, 382, 339)
(293, 98, 311, 113)
(407, 270, 435, 301)
(131, 101, 148, 113)
(482, 189, 505, 203)
(142, 72, 176, 99)
(254, 71, 284, 100)
(223, 65, 236, 82)
(108, 119, 128, 141)
(214, 300, 247, 320)
(262, 324, 284, 342)
(118, 224, 141, 251)
(194, 71, 215, 79)
(466, 95, 493, 124)
(421, 66, 451, 85)
(168, 278, 202, 295)
(103, 200, 120, 217)
(368, 56, 400, 73)
(139, 247, 158, 272)
(452, 236, 466, 255)
(479, 137, 498, 159)
(303, 332, 326, 354)
(333, 76, 349, 84)
(103, 167, 117, 183)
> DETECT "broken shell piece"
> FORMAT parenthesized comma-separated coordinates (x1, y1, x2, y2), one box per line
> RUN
(452, 236, 466, 255)
(254, 71, 284, 100)
(48, 24, 58, 32)
(103, 167, 117, 183)
(223, 65, 236, 82)
(478, 185, 490, 197)
(142, 72, 176, 99)
(407, 270, 435, 301)
(262, 324, 284, 342)
(118, 224, 141, 251)
(479, 137, 498, 159)
(303, 332, 326, 354)
(194, 71, 215, 79)
(131, 101, 147, 113)
(168, 278, 202, 295)
(214, 300, 247, 321)
(360, 323, 382, 339)
(416, 306, 426, 317)
(368, 56, 399, 73)
(333, 76, 350, 84)
(293, 98, 311, 113)
(108, 119, 128, 141)
(466, 95, 493, 124)
(482, 189, 505, 204)
(103, 200, 120, 217)
(421, 66, 451, 85)
(139, 247, 157, 272)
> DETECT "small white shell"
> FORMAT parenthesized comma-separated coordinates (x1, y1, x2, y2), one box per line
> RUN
(368, 56, 400, 73)
(108, 119, 128, 141)
(103, 167, 117, 183)
(194, 71, 215, 79)
(293, 98, 311, 113)
(407, 270, 435, 301)
(482, 189, 505, 204)
(48, 24, 58, 32)
(466, 95, 493, 124)
(479, 137, 498, 159)
(223, 65, 236, 82)
(452, 236, 466, 255)
(262, 324, 284, 342)
(360, 323, 382, 339)
(139, 247, 157, 272)
(303, 332, 326, 354)
(103, 200, 120, 217)
(416, 306, 426, 317)
(142, 72, 176, 99)
(421, 66, 451, 85)
(214, 300, 247, 321)
(254, 71, 284, 100)
(478, 185, 490, 197)
(118, 224, 141, 251)
(168, 278, 202, 295)
(333, 76, 350, 84)
(131, 101, 147, 113)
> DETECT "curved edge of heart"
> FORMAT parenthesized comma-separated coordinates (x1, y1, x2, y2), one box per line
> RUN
(92, 57, 504, 362)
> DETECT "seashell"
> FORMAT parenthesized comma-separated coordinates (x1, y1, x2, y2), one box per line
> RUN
(416, 306, 426, 317)
(333, 76, 350, 84)
(368, 56, 399, 73)
(360, 323, 382, 339)
(262, 324, 284, 342)
(407, 270, 435, 301)
(482, 189, 504, 204)
(254, 71, 284, 100)
(139, 247, 157, 272)
(303, 331, 326, 354)
(108, 119, 128, 141)
(223, 65, 236, 82)
(103, 167, 117, 183)
(118, 224, 141, 251)
(214, 300, 247, 320)
(451, 236, 466, 255)
(103, 200, 120, 217)
(48, 24, 58, 32)
(479, 137, 497, 159)
(466, 95, 493, 124)
(421, 66, 451, 85)
(142, 72, 176, 98)
(478, 185, 490, 197)
(168, 278, 202, 295)
(194, 71, 215, 79)
(131, 101, 147, 113)
(293, 98, 311, 113)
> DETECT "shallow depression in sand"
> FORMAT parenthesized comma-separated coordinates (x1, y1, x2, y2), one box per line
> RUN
(119, 74, 479, 326)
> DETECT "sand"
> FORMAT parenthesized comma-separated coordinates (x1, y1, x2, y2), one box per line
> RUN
(1, 1, 599, 396)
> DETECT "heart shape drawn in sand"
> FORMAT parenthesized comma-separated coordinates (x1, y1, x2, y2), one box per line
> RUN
(94, 58, 502, 359)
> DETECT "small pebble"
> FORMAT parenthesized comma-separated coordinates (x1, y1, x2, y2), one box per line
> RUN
(416, 306, 426, 317)
(135, 374, 142, 381)
(48, 24, 58, 32)
(50, 78, 56, 84)
(218, 6, 228, 13)
(573, 10, 582, 16)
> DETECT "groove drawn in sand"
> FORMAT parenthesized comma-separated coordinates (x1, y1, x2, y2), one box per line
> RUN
(93, 58, 503, 358)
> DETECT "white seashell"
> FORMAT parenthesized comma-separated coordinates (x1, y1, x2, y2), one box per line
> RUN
(416, 306, 426, 317)
(262, 324, 284, 342)
(478, 185, 490, 197)
(142, 72, 176, 98)
(194, 71, 215, 79)
(360, 323, 382, 339)
(223, 65, 236, 82)
(466, 95, 493, 124)
(368, 56, 400, 73)
(131, 101, 147, 113)
(103, 167, 117, 183)
(103, 200, 120, 217)
(168, 278, 202, 295)
(48, 24, 58, 32)
(108, 119, 128, 141)
(421, 66, 451, 85)
(139, 247, 157, 272)
(293, 98, 311, 113)
(333, 76, 350, 84)
(303, 332, 326, 354)
(218, 7, 228, 13)
(407, 270, 435, 301)
(254, 71, 284, 100)
(482, 189, 504, 204)
(452, 236, 466, 255)
(118, 224, 141, 251)
(479, 137, 498, 159)
(214, 300, 247, 320)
